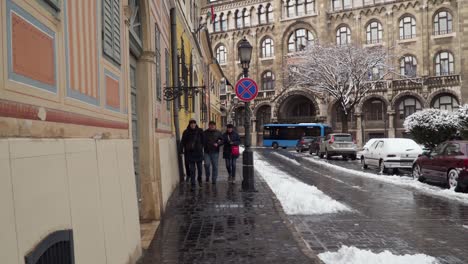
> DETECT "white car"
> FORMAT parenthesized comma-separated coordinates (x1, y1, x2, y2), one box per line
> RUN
(362, 138, 423, 173)
(357, 138, 378, 160)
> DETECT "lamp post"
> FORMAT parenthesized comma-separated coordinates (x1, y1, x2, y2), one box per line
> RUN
(238, 37, 256, 192)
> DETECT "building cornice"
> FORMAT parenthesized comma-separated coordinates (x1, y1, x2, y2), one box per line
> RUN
(201, 0, 272, 13)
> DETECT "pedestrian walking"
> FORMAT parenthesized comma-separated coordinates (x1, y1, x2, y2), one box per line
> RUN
(180, 118, 204, 189)
(203, 121, 223, 184)
(222, 124, 241, 183)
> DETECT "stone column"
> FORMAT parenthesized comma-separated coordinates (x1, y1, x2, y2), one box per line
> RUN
(355, 113, 363, 147)
(387, 111, 395, 138)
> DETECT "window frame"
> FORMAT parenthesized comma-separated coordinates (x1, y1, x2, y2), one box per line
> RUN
(435, 51, 454, 76)
(216, 45, 227, 64)
(366, 21, 383, 44)
(261, 71, 275, 91)
(434, 10, 453, 35)
(400, 55, 417, 77)
(399, 16, 416, 39)
(336, 25, 351, 45)
(261, 37, 274, 58)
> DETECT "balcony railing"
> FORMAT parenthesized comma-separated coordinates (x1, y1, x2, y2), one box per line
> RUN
(433, 29, 453, 36)
(366, 39, 382, 45)
(426, 74, 460, 88)
(392, 78, 423, 90)
(400, 34, 416, 40)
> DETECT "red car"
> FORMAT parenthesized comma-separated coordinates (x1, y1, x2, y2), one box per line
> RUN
(412, 140, 468, 192)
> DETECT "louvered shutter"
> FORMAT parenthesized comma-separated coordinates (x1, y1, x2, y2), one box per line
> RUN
(112, 0, 121, 63)
(102, 0, 121, 64)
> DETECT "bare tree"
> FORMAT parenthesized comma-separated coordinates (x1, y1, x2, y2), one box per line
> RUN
(287, 44, 399, 133)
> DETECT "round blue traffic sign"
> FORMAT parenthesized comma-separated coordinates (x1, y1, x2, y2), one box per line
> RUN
(235, 78, 258, 102)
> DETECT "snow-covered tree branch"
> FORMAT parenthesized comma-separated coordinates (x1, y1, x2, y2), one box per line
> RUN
(287, 44, 407, 132)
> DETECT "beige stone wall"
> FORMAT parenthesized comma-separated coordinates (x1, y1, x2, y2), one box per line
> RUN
(158, 136, 180, 209)
(0, 138, 141, 264)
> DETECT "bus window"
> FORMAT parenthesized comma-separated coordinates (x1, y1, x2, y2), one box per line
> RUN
(305, 127, 321, 137)
(263, 127, 278, 140)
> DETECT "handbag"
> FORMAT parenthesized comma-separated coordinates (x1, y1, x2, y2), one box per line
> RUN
(228, 135, 240, 157)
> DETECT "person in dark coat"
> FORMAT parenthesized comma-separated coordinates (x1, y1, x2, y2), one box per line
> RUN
(203, 121, 223, 184)
(221, 124, 241, 183)
(180, 118, 204, 188)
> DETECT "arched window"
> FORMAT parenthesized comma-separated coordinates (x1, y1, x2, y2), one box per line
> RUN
(235, 10, 242, 28)
(400, 56, 417, 77)
(434, 10, 453, 35)
(288, 29, 314, 52)
(368, 66, 383, 81)
(366, 21, 383, 44)
(435, 51, 454, 76)
(220, 13, 227, 31)
(216, 45, 227, 64)
(398, 97, 422, 120)
(364, 99, 385, 121)
(432, 94, 459, 111)
(399, 16, 416, 39)
(266, 4, 273, 22)
(213, 14, 220, 32)
(242, 8, 250, 27)
(336, 26, 351, 45)
(258, 5, 266, 24)
(261, 37, 274, 58)
(262, 71, 275, 90)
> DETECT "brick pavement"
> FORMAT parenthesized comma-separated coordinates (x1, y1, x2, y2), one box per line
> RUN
(139, 156, 319, 264)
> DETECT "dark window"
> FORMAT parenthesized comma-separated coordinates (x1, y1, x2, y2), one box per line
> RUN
(445, 143, 465, 156)
(435, 51, 454, 76)
(213, 14, 220, 32)
(25, 230, 74, 264)
(266, 4, 273, 22)
(262, 71, 275, 90)
(432, 94, 459, 111)
(261, 38, 274, 58)
(102, 0, 121, 64)
(398, 97, 421, 120)
(400, 55, 417, 77)
(334, 134, 353, 142)
(220, 13, 227, 31)
(242, 8, 250, 27)
(336, 26, 351, 45)
(366, 21, 383, 44)
(434, 10, 453, 35)
(258, 5, 266, 24)
(364, 100, 384, 121)
(399, 16, 416, 39)
(235, 10, 242, 28)
(288, 29, 314, 52)
(165, 49, 170, 110)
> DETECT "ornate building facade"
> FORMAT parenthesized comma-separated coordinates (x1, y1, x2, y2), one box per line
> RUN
(201, 0, 468, 146)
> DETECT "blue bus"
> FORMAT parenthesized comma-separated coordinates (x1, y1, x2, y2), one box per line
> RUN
(263, 123, 332, 149)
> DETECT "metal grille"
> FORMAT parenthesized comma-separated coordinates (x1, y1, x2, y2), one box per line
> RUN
(25, 230, 74, 264)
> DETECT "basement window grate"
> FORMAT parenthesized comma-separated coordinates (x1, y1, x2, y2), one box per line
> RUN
(25, 230, 74, 264)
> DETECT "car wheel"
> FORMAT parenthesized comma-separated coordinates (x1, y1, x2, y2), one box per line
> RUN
(296, 148, 300, 153)
(326, 150, 331, 160)
(361, 157, 368, 169)
(319, 152, 324, 158)
(412, 164, 425, 182)
(316, 149, 319, 156)
(272, 142, 279, 149)
(350, 154, 357, 161)
(447, 169, 460, 190)
(342, 155, 348, 161)
(379, 160, 387, 174)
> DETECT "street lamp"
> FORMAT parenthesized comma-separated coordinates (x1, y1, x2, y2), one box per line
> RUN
(238, 37, 256, 192)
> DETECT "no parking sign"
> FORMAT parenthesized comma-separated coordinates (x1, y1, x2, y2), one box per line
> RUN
(235, 78, 258, 102)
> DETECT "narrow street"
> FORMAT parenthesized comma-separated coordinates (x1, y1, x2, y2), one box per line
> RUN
(256, 148, 468, 264)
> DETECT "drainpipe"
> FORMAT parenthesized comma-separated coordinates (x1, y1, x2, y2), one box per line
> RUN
(171, 8, 184, 182)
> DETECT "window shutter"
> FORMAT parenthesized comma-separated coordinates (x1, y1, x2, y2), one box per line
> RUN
(112, 0, 121, 63)
(102, 0, 121, 64)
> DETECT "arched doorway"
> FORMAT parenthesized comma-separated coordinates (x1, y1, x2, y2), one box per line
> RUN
(277, 95, 317, 123)
(394, 95, 423, 137)
(331, 103, 356, 134)
(362, 98, 387, 141)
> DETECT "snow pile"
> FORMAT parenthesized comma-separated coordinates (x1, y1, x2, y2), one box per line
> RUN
(457, 104, 468, 126)
(318, 246, 439, 264)
(255, 154, 351, 215)
(305, 157, 468, 205)
(272, 152, 301, 165)
(403, 108, 460, 132)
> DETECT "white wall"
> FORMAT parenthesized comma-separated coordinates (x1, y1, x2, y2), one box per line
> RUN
(0, 139, 141, 264)
(158, 137, 180, 209)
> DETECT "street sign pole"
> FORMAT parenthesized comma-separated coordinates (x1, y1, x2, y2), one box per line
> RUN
(235, 76, 258, 192)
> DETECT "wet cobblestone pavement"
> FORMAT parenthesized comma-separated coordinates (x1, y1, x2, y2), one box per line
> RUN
(140, 157, 317, 264)
(258, 149, 468, 264)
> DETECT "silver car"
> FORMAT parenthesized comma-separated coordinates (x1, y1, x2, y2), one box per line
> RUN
(318, 133, 357, 160)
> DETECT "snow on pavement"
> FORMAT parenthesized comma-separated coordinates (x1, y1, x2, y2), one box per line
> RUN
(271, 152, 301, 165)
(304, 156, 468, 205)
(318, 246, 439, 264)
(254, 153, 351, 215)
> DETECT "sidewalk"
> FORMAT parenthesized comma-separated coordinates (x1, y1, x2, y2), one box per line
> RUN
(139, 155, 319, 264)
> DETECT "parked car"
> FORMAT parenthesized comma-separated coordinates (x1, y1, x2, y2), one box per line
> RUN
(362, 138, 422, 173)
(296, 136, 316, 152)
(318, 133, 357, 160)
(412, 140, 468, 192)
(357, 138, 378, 160)
(309, 136, 325, 155)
